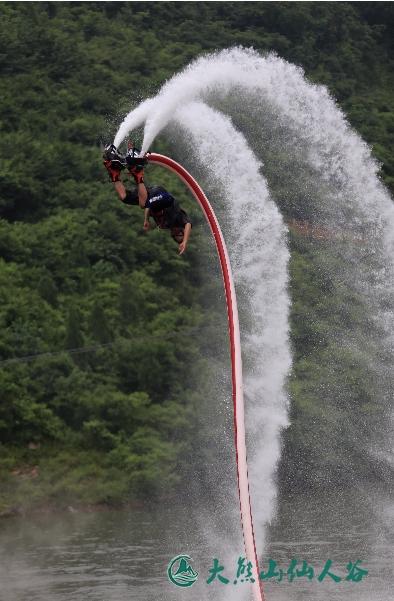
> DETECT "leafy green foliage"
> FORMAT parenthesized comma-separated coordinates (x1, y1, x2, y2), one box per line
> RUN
(0, 2, 392, 510)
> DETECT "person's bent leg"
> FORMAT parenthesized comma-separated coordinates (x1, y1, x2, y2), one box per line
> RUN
(114, 181, 127, 202)
(137, 182, 148, 208)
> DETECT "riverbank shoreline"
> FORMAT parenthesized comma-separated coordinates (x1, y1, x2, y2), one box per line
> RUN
(0, 498, 150, 520)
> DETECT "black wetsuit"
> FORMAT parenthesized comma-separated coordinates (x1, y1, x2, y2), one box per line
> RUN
(122, 186, 192, 232)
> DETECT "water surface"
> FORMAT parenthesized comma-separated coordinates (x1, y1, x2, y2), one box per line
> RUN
(1, 488, 392, 601)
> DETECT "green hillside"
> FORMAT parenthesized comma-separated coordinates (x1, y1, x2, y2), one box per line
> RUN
(0, 2, 392, 514)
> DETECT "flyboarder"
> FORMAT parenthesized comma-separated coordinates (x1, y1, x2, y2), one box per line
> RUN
(103, 143, 192, 255)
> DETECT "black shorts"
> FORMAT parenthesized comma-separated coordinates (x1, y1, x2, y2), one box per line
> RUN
(121, 186, 192, 230)
(121, 186, 171, 208)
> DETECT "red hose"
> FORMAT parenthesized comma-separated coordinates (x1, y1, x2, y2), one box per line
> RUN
(148, 153, 265, 601)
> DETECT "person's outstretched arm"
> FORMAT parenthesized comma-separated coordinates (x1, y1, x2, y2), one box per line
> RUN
(179, 222, 192, 255)
(143, 207, 151, 230)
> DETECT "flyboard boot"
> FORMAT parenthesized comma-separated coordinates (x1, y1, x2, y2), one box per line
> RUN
(103, 144, 127, 182)
(125, 141, 148, 184)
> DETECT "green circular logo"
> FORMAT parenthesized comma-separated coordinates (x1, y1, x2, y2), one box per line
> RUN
(167, 554, 199, 587)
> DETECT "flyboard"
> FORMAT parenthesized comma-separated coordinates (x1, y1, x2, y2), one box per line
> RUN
(148, 153, 265, 601)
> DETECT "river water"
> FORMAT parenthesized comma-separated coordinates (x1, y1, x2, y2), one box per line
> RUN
(1, 486, 392, 601)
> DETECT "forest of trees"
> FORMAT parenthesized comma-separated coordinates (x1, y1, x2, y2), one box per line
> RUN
(0, 2, 393, 514)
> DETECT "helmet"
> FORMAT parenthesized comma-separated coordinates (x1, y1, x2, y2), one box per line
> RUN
(103, 144, 126, 166)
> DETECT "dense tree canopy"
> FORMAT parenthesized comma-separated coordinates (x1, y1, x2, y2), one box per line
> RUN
(0, 2, 392, 513)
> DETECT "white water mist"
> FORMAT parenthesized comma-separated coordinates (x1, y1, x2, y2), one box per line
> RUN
(172, 100, 291, 543)
(115, 46, 394, 600)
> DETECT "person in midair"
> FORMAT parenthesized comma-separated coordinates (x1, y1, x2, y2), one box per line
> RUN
(103, 143, 192, 255)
